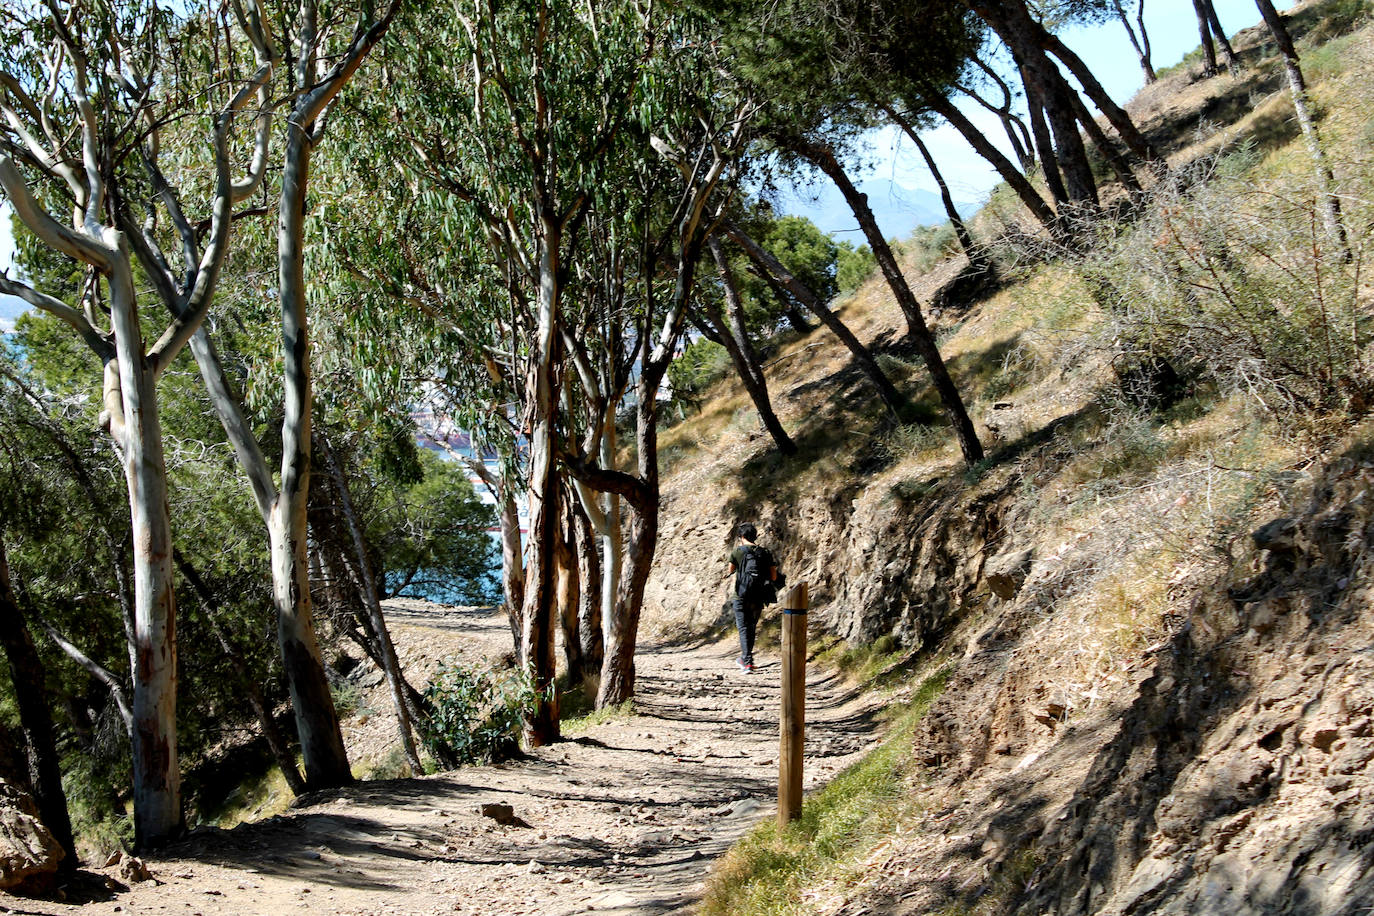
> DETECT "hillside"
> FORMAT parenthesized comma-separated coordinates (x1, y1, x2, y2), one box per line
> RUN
(639, 2, 1374, 913)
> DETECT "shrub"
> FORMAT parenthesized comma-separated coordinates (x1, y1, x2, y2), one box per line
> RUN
(667, 338, 732, 409)
(421, 660, 543, 765)
(1080, 165, 1373, 418)
(836, 241, 876, 294)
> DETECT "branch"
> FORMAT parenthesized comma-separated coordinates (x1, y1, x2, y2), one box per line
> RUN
(0, 155, 114, 272)
(148, 60, 277, 376)
(0, 274, 112, 359)
(292, 0, 403, 132)
(560, 450, 652, 512)
(0, 73, 84, 204)
(37, 615, 132, 733)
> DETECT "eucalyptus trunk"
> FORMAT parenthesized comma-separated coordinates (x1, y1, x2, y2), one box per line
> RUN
(274, 124, 352, 790)
(104, 256, 183, 849)
(499, 475, 527, 653)
(598, 418, 624, 668)
(597, 393, 659, 708)
(573, 499, 603, 676)
(555, 490, 584, 683)
(520, 224, 563, 746)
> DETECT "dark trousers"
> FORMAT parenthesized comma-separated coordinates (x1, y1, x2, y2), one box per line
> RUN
(734, 597, 763, 666)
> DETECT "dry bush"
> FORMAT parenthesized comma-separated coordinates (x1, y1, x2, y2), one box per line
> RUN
(1080, 159, 1374, 419)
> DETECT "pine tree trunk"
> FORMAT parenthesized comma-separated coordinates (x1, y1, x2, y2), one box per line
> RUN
(801, 141, 985, 465)
(706, 238, 797, 454)
(1193, 0, 1221, 75)
(1202, 0, 1239, 70)
(275, 124, 352, 790)
(173, 549, 308, 796)
(920, 88, 1058, 229)
(0, 536, 77, 863)
(967, 0, 1099, 210)
(884, 106, 984, 266)
(721, 221, 909, 417)
(1113, 0, 1156, 83)
(1066, 90, 1143, 195)
(1022, 75, 1070, 208)
(1040, 30, 1160, 164)
(1254, 0, 1349, 258)
(967, 56, 1036, 169)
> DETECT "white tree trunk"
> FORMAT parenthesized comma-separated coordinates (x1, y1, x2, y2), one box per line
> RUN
(106, 248, 183, 848)
(273, 124, 352, 788)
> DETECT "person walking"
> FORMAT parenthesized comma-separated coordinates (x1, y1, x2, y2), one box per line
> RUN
(724, 522, 778, 674)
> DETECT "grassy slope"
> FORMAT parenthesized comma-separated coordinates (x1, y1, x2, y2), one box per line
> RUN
(649, 2, 1374, 912)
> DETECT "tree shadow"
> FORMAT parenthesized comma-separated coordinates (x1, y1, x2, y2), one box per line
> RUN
(913, 441, 1374, 915)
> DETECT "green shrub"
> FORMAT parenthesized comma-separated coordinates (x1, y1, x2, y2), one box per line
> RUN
(906, 222, 961, 274)
(421, 660, 544, 765)
(667, 338, 732, 407)
(836, 241, 876, 293)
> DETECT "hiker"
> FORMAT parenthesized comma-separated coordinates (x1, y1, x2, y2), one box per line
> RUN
(724, 522, 779, 674)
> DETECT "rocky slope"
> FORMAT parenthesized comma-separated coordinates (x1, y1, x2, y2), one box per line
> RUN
(641, 4, 1374, 912)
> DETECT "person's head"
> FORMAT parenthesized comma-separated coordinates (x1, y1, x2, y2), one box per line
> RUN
(736, 522, 757, 543)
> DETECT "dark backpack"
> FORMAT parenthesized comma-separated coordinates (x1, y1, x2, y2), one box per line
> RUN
(737, 544, 779, 605)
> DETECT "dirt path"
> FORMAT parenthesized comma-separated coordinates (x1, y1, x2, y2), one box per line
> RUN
(7, 606, 883, 916)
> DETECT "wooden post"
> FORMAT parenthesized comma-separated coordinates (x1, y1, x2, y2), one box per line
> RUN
(779, 582, 808, 827)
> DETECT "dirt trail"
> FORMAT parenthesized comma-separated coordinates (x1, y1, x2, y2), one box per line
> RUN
(8, 604, 883, 916)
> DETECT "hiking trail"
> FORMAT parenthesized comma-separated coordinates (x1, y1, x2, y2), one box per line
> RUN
(12, 600, 884, 916)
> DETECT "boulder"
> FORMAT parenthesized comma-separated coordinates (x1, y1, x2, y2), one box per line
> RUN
(0, 778, 64, 891)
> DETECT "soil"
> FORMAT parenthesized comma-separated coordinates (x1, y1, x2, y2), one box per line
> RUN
(3, 600, 883, 916)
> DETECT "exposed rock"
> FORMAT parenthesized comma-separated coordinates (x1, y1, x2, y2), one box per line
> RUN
(984, 547, 1034, 599)
(0, 778, 64, 891)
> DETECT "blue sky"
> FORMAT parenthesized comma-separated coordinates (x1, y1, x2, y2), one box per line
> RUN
(0, 0, 1279, 328)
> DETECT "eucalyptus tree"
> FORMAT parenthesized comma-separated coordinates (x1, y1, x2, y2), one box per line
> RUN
(361, 0, 667, 739)
(0, 0, 275, 846)
(133, 0, 404, 790)
(561, 54, 750, 707)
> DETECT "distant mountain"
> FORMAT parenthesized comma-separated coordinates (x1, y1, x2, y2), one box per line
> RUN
(772, 179, 979, 243)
